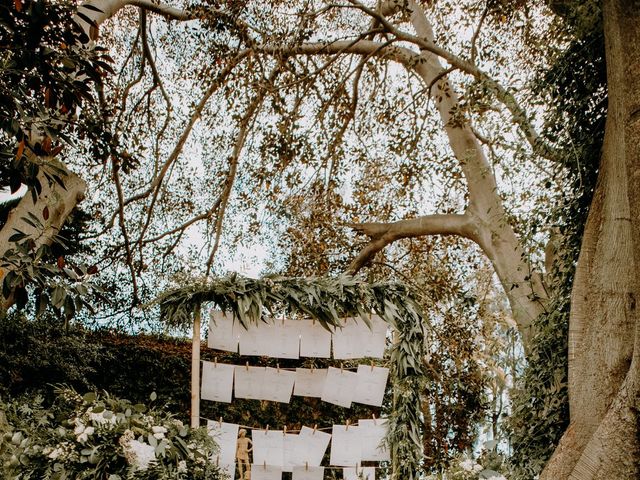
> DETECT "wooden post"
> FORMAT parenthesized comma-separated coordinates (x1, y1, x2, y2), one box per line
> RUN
(190, 304, 202, 429)
(392, 325, 399, 480)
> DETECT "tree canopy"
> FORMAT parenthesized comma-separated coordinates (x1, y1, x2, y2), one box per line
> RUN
(1, 0, 639, 478)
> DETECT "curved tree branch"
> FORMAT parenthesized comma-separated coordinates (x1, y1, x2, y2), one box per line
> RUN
(77, 0, 195, 30)
(348, 0, 558, 161)
(204, 65, 283, 275)
(98, 51, 250, 236)
(347, 213, 475, 273)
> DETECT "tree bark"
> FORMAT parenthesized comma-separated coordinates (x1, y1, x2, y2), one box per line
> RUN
(541, 1, 640, 478)
(0, 162, 86, 305)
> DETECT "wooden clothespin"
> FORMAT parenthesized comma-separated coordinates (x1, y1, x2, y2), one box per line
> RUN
(245, 361, 249, 371)
(214, 357, 217, 367)
(305, 461, 309, 471)
(216, 455, 220, 466)
(277, 363, 280, 373)
(283, 425, 287, 435)
(265, 425, 269, 434)
(346, 419, 350, 431)
(372, 414, 377, 425)
(313, 424, 317, 435)
(263, 460, 267, 469)
(371, 360, 375, 372)
(340, 363, 344, 373)
(218, 417, 223, 428)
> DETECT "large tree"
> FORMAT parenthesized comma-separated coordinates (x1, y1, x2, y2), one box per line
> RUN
(1, 0, 638, 478)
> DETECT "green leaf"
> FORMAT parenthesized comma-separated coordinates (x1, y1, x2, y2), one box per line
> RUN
(8, 232, 27, 242)
(83, 392, 97, 403)
(51, 286, 66, 309)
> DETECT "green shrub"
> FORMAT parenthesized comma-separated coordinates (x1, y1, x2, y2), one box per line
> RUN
(0, 386, 227, 479)
(0, 313, 380, 431)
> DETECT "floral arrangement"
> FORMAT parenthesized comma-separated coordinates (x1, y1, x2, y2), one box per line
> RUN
(0, 387, 227, 479)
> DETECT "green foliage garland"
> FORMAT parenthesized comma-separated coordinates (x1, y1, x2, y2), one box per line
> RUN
(383, 288, 428, 480)
(154, 274, 428, 480)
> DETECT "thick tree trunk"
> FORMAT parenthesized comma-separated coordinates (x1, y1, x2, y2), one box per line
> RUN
(541, 1, 640, 478)
(0, 162, 86, 307)
(380, 2, 551, 345)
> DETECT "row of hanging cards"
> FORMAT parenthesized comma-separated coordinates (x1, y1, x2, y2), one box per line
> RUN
(208, 312, 388, 359)
(249, 466, 374, 480)
(201, 362, 389, 407)
(207, 419, 388, 472)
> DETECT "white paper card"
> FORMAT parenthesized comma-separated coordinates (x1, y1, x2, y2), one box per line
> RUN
(321, 367, 357, 408)
(208, 311, 238, 352)
(358, 419, 390, 462)
(250, 464, 282, 480)
(332, 318, 367, 359)
(262, 367, 296, 403)
(234, 366, 265, 400)
(292, 465, 324, 480)
(238, 320, 273, 356)
(298, 320, 332, 358)
(344, 467, 375, 480)
(207, 421, 239, 465)
(283, 433, 301, 472)
(252, 430, 284, 467)
(353, 365, 389, 407)
(330, 425, 362, 466)
(298, 426, 331, 466)
(201, 362, 234, 403)
(264, 320, 300, 359)
(293, 369, 327, 398)
(360, 315, 388, 358)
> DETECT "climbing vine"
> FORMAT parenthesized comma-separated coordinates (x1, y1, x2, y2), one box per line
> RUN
(507, 1, 605, 477)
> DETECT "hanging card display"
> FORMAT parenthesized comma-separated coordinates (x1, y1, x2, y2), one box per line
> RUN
(201, 361, 234, 403)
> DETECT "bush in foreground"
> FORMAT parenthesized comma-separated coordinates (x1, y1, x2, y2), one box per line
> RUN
(0, 387, 227, 479)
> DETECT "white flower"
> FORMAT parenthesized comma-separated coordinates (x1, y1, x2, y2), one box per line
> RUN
(90, 410, 117, 426)
(126, 439, 156, 471)
(47, 442, 73, 461)
(473, 463, 484, 472)
(48, 447, 63, 460)
(460, 459, 475, 472)
(74, 422, 95, 443)
(177, 460, 187, 473)
(74, 421, 86, 435)
(152, 425, 167, 439)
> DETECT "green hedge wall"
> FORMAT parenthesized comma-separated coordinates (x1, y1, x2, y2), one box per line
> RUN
(0, 313, 380, 431)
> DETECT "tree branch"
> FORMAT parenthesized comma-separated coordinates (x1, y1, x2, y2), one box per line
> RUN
(77, 0, 195, 32)
(346, 0, 558, 161)
(253, 38, 417, 69)
(111, 156, 139, 306)
(99, 51, 250, 236)
(347, 213, 474, 273)
(204, 65, 281, 275)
